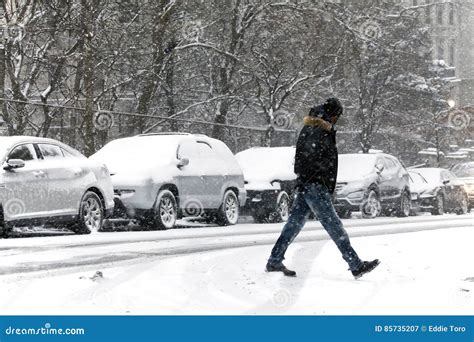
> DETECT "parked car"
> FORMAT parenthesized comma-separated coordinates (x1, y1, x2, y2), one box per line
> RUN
(410, 168, 469, 215)
(408, 170, 431, 215)
(0, 136, 114, 237)
(236, 147, 296, 223)
(334, 153, 411, 218)
(450, 161, 474, 210)
(90, 133, 246, 229)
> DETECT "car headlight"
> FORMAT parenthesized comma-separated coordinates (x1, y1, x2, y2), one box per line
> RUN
(347, 190, 365, 199)
(465, 183, 474, 194)
(421, 188, 437, 197)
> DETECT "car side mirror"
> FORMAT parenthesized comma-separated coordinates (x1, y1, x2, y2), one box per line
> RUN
(442, 179, 450, 185)
(375, 163, 384, 173)
(177, 157, 189, 169)
(3, 159, 26, 171)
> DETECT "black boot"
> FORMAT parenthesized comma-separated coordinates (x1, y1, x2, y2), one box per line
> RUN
(352, 259, 380, 279)
(266, 262, 296, 277)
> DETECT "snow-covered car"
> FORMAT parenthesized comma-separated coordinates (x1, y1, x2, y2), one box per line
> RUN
(90, 133, 246, 229)
(410, 168, 469, 215)
(0, 136, 114, 237)
(450, 161, 474, 210)
(236, 147, 296, 223)
(334, 153, 411, 218)
(408, 170, 431, 215)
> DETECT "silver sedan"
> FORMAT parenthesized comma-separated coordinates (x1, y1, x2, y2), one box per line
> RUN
(0, 136, 114, 237)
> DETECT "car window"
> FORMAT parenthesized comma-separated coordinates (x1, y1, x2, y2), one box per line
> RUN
(177, 141, 198, 159)
(38, 144, 63, 159)
(61, 148, 76, 158)
(445, 171, 457, 181)
(383, 158, 396, 170)
(440, 171, 450, 181)
(8, 144, 36, 162)
(195, 142, 214, 159)
(452, 165, 474, 178)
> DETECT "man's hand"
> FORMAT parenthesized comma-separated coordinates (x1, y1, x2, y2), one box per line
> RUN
(303, 116, 333, 132)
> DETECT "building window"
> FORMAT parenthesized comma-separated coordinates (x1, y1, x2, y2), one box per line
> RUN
(425, 0, 431, 23)
(449, 40, 455, 66)
(437, 5, 443, 25)
(448, 4, 454, 25)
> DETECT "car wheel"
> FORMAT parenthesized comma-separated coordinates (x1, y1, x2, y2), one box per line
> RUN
(396, 191, 411, 217)
(0, 209, 8, 238)
(455, 193, 469, 215)
(431, 193, 444, 215)
(150, 190, 178, 230)
(74, 191, 104, 234)
(361, 190, 381, 218)
(217, 190, 239, 226)
(269, 192, 290, 223)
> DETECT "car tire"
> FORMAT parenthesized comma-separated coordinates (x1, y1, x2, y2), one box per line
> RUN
(73, 191, 104, 234)
(361, 189, 381, 218)
(0, 209, 8, 238)
(396, 191, 411, 217)
(268, 191, 290, 223)
(148, 190, 178, 230)
(431, 193, 444, 215)
(455, 193, 469, 215)
(217, 190, 239, 226)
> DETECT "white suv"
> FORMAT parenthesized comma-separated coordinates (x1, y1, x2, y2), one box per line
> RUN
(0, 136, 114, 237)
(90, 133, 247, 229)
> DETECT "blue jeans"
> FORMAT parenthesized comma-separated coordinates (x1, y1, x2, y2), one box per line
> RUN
(268, 183, 363, 271)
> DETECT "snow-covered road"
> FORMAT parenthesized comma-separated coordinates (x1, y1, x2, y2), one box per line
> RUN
(0, 213, 472, 314)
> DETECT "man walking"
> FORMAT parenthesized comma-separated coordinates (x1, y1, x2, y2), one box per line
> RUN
(266, 98, 379, 279)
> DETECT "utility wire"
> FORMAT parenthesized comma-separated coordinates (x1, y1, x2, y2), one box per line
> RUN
(0, 97, 295, 133)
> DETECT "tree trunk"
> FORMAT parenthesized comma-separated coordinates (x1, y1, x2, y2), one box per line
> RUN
(81, 0, 96, 156)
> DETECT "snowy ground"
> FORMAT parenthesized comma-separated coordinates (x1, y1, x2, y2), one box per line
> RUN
(0, 213, 472, 315)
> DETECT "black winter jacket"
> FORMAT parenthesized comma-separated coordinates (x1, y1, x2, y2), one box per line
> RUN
(294, 105, 338, 194)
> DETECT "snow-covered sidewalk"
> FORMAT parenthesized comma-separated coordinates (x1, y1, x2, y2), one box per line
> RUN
(1, 224, 472, 315)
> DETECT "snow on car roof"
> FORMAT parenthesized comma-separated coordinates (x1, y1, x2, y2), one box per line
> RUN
(235, 146, 296, 182)
(0, 135, 81, 160)
(90, 133, 242, 177)
(91, 135, 188, 165)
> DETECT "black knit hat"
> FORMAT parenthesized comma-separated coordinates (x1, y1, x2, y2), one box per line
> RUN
(323, 98, 343, 117)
